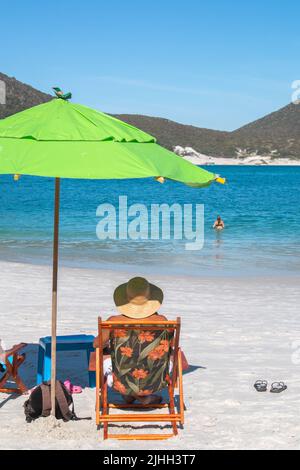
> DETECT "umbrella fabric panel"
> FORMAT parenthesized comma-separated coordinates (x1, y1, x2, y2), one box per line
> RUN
(0, 139, 216, 186)
(0, 99, 155, 143)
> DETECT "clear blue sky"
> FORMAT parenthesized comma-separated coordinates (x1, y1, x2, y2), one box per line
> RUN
(1, 0, 299, 130)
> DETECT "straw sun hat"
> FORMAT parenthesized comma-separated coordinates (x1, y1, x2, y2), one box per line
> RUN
(113, 277, 163, 319)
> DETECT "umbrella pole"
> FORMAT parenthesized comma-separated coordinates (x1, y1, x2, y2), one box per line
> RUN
(50, 177, 60, 416)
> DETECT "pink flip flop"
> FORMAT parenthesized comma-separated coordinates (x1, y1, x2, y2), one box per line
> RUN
(64, 379, 82, 394)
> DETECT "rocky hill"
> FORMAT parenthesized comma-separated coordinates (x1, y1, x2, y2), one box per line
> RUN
(114, 114, 229, 156)
(228, 103, 300, 157)
(0, 72, 52, 119)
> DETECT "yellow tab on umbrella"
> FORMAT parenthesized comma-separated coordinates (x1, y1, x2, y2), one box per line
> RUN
(14, 174, 20, 181)
(215, 176, 226, 184)
(155, 176, 165, 184)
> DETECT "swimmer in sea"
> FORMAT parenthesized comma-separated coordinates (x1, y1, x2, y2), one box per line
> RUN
(213, 215, 225, 230)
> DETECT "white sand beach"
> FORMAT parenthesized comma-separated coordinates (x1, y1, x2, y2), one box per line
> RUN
(1, 261, 300, 450)
(173, 146, 300, 166)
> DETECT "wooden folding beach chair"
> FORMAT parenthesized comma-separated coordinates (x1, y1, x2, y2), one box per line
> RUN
(95, 317, 184, 440)
(0, 343, 27, 394)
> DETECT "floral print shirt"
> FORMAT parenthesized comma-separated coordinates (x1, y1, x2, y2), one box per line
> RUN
(110, 327, 174, 397)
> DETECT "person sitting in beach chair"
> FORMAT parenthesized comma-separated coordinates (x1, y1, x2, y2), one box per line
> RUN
(0, 342, 27, 394)
(94, 277, 184, 439)
(94, 277, 172, 405)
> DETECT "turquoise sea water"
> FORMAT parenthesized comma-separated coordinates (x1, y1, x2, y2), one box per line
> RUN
(0, 166, 299, 277)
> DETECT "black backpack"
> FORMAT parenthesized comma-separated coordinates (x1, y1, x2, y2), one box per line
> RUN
(24, 380, 76, 423)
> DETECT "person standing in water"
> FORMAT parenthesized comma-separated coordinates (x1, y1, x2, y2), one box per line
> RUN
(213, 215, 225, 230)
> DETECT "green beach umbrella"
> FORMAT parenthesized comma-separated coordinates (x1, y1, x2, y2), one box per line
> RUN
(0, 89, 225, 415)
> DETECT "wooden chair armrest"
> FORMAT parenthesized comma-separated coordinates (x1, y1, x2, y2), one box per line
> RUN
(4, 343, 27, 358)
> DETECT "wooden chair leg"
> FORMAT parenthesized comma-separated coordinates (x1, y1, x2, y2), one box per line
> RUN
(95, 354, 100, 425)
(0, 371, 10, 390)
(0, 354, 27, 394)
(168, 384, 178, 436)
(177, 348, 184, 425)
(14, 373, 27, 394)
(103, 380, 108, 440)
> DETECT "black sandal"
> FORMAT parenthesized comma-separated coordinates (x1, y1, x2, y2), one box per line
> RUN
(270, 382, 287, 393)
(254, 380, 268, 392)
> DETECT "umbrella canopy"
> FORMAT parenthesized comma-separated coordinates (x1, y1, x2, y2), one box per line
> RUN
(0, 97, 221, 186)
(0, 92, 225, 415)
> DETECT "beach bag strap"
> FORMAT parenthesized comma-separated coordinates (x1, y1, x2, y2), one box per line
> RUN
(41, 380, 74, 421)
(55, 381, 74, 421)
(41, 383, 51, 417)
(55, 381, 91, 421)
